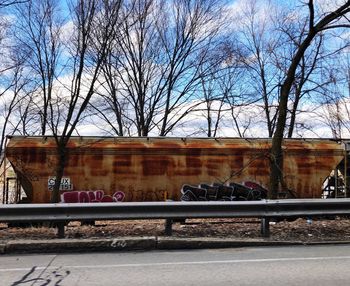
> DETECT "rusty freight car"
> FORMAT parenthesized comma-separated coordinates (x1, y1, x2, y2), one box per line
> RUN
(2, 136, 347, 203)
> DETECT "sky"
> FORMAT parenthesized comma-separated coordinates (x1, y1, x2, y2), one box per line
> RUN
(1, 0, 350, 139)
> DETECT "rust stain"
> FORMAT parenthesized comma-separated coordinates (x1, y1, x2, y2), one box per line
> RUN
(142, 157, 171, 176)
(5, 136, 345, 202)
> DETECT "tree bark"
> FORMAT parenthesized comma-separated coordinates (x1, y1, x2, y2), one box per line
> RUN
(51, 143, 67, 203)
(270, 33, 315, 198)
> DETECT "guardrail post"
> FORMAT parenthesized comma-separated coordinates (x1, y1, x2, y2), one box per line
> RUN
(261, 217, 270, 237)
(57, 222, 65, 238)
(165, 219, 173, 236)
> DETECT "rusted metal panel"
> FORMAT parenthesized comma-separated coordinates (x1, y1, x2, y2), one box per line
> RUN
(5, 136, 345, 203)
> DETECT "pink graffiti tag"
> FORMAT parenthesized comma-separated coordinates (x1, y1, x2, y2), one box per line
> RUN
(113, 191, 125, 202)
(60, 190, 126, 203)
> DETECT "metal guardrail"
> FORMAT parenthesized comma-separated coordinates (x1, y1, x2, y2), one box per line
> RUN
(1, 199, 350, 238)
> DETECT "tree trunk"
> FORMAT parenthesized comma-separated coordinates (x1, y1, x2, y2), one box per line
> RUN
(270, 32, 315, 198)
(50, 144, 67, 203)
(269, 84, 289, 198)
(288, 87, 301, 138)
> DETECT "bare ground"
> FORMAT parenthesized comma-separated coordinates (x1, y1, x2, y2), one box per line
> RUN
(1, 217, 350, 242)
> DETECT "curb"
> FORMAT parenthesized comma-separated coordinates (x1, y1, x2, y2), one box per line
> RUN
(2, 237, 350, 254)
(2, 237, 157, 254)
(0, 243, 5, 254)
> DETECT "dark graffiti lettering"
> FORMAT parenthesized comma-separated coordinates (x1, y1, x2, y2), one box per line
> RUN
(180, 181, 268, 201)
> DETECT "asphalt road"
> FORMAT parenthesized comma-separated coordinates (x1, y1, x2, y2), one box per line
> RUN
(1, 245, 350, 286)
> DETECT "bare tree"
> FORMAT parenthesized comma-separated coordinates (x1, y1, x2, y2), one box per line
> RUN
(0, 9, 30, 202)
(14, 0, 63, 135)
(49, 0, 123, 202)
(157, 0, 224, 136)
(270, 0, 350, 198)
(97, 0, 225, 136)
(0, 59, 29, 161)
(314, 49, 350, 138)
(199, 71, 224, 137)
(0, 0, 27, 7)
(235, 0, 283, 137)
(198, 41, 251, 137)
(0, 5, 29, 160)
(272, 7, 339, 138)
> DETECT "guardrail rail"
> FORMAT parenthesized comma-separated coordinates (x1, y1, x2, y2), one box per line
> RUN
(1, 199, 350, 238)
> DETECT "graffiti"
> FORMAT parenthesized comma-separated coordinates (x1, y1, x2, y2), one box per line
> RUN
(12, 156, 39, 182)
(111, 239, 127, 248)
(243, 181, 268, 198)
(11, 266, 70, 286)
(113, 191, 125, 202)
(180, 181, 268, 201)
(129, 189, 166, 202)
(60, 187, 164, 203)
(68, 189, 166, 202)
(60, 190, 125, 203)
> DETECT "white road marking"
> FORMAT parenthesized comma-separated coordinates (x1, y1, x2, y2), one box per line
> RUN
(2, 255, 350, 272)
